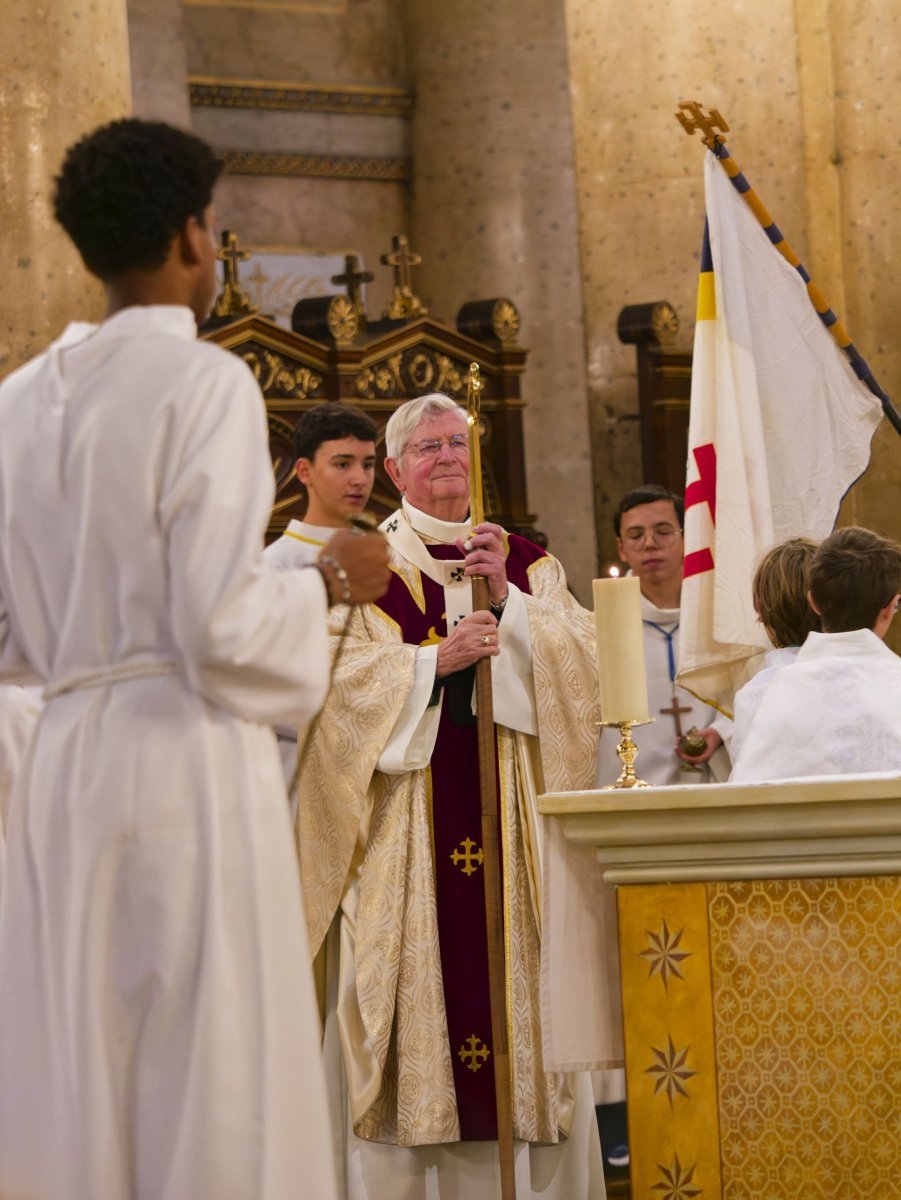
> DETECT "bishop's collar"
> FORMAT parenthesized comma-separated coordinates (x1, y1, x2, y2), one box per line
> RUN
(402, 498, 471, 545)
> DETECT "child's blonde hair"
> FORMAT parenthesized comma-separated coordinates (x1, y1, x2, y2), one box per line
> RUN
(752, 537, 821, 648)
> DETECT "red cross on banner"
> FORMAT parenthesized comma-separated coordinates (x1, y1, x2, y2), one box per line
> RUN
(683, 444, 716, 579)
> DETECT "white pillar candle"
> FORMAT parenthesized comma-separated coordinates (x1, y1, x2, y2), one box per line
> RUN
(593, 576, 649, 724)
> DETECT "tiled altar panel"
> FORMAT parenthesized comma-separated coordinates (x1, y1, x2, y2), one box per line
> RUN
(709, 878, 900, 1200)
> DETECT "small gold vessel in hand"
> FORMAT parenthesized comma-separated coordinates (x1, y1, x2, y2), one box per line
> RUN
(679, 726, 708, 758)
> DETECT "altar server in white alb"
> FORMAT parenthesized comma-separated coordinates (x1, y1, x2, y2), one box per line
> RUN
(731, 526, 901, 782)
(0, 685, 42, 886)
(0, 118, 388, 1200)
(596, 484, 731, 788)
(265, 401, 378, 799)
(729, 537, 820, 766)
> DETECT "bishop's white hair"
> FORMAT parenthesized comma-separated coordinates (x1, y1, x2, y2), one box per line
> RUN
(384, 393, 468, 460)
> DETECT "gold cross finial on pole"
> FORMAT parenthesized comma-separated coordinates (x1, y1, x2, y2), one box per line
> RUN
(675, 100, 730, 149)
(212, 230, 255, 318)
(380, 234, 428, 320)
(331, 254, 374, 324)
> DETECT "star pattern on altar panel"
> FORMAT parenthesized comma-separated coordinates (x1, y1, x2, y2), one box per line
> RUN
(645, 1035, 696, 1106)
(639, 917, 692, 990)
(650, 1152, 702, 1198)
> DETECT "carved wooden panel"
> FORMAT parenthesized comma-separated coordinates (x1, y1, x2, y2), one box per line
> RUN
(202, 312, 539, 544)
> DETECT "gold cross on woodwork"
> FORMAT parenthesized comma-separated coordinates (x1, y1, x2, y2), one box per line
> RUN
(331, 254, 374, 320)
(450, 837, 484, 876)
(381, 234, 428, 319)
(218, 230, 251, 288)
(458, 1035, 490, 1073)
(212, 230, 254, 318)
(675, 100, 730, 148)
(381, 234, 420, 290)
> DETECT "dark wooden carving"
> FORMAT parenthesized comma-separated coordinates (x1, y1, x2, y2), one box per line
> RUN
(618, 301, 691, 496)
(202, 310, 540, 545)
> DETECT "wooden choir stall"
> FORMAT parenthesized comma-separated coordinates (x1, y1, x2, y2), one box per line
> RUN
(200, 230, 543, 546)
(540, 773, 901, 1200)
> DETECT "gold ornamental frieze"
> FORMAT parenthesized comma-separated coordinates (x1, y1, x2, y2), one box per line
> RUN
(354, 349, 468, 401)
(221, 150, 411, 182)
(241, 346, 324, 399)
(188, 77, 413, 117)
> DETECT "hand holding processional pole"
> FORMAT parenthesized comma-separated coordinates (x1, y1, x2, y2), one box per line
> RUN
(466, 362, 517, 1200)
(676, 100, 901, 438)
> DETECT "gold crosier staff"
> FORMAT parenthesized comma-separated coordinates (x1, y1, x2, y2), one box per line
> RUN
(466, 363, 517, 1200)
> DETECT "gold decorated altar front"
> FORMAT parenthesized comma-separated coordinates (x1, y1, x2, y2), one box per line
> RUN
(539, 775, 901, 1199)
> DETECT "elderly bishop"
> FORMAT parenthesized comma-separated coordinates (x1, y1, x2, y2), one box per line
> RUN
(297, 393, 610, 1198)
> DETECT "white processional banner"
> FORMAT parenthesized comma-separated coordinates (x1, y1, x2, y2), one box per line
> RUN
(677, 151, 883, 715)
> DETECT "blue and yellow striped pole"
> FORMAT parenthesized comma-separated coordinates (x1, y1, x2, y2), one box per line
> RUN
(677, 101, 901, 437)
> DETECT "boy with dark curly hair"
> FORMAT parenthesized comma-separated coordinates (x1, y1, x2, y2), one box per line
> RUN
(0, 119, 388, 1200)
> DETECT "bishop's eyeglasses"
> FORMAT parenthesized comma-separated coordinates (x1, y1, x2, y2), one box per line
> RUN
(403, 434, 470, 461)
(621, 523, 681, 547)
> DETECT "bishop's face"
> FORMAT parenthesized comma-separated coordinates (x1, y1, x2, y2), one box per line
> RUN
(385, 411, 471, 523)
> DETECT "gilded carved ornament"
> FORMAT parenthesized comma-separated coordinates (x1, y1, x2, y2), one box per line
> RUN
(241, 348, 323, 398)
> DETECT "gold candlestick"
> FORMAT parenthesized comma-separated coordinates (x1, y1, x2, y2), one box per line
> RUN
(599, 719, 654, 789)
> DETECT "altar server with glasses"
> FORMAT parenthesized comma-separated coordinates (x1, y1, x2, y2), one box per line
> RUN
(596, 483, 731, 788)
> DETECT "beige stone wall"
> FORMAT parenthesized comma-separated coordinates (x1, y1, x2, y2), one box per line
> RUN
(566, 0, 897, 638)
(565, 0, 900, 571)
(179, 0, 409, 318)
(565, 0, 811, 565)
(0, 0, 132, 375)
(128, 0, 191, 126)
(405, 0, 596, 601)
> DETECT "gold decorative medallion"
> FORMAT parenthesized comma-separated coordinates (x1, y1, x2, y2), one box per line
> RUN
(651, 300, 679, 345)
(325, 294, 359, 342)
(491, 298, 521, 344)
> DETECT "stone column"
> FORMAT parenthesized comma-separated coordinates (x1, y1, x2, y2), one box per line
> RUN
(0, 0, 132, 377)
(403, 0, 596, 602)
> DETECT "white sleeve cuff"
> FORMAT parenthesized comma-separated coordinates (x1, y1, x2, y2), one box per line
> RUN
(377, 644, 443, 774)
(488, 584, 538, 735)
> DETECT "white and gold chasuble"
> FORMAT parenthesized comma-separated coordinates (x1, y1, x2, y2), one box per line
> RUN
(297, 503, 611, 1198)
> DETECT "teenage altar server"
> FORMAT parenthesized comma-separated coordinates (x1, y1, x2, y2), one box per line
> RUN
(0, 118, 388, 1200)
(265, 402, 378, 803)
